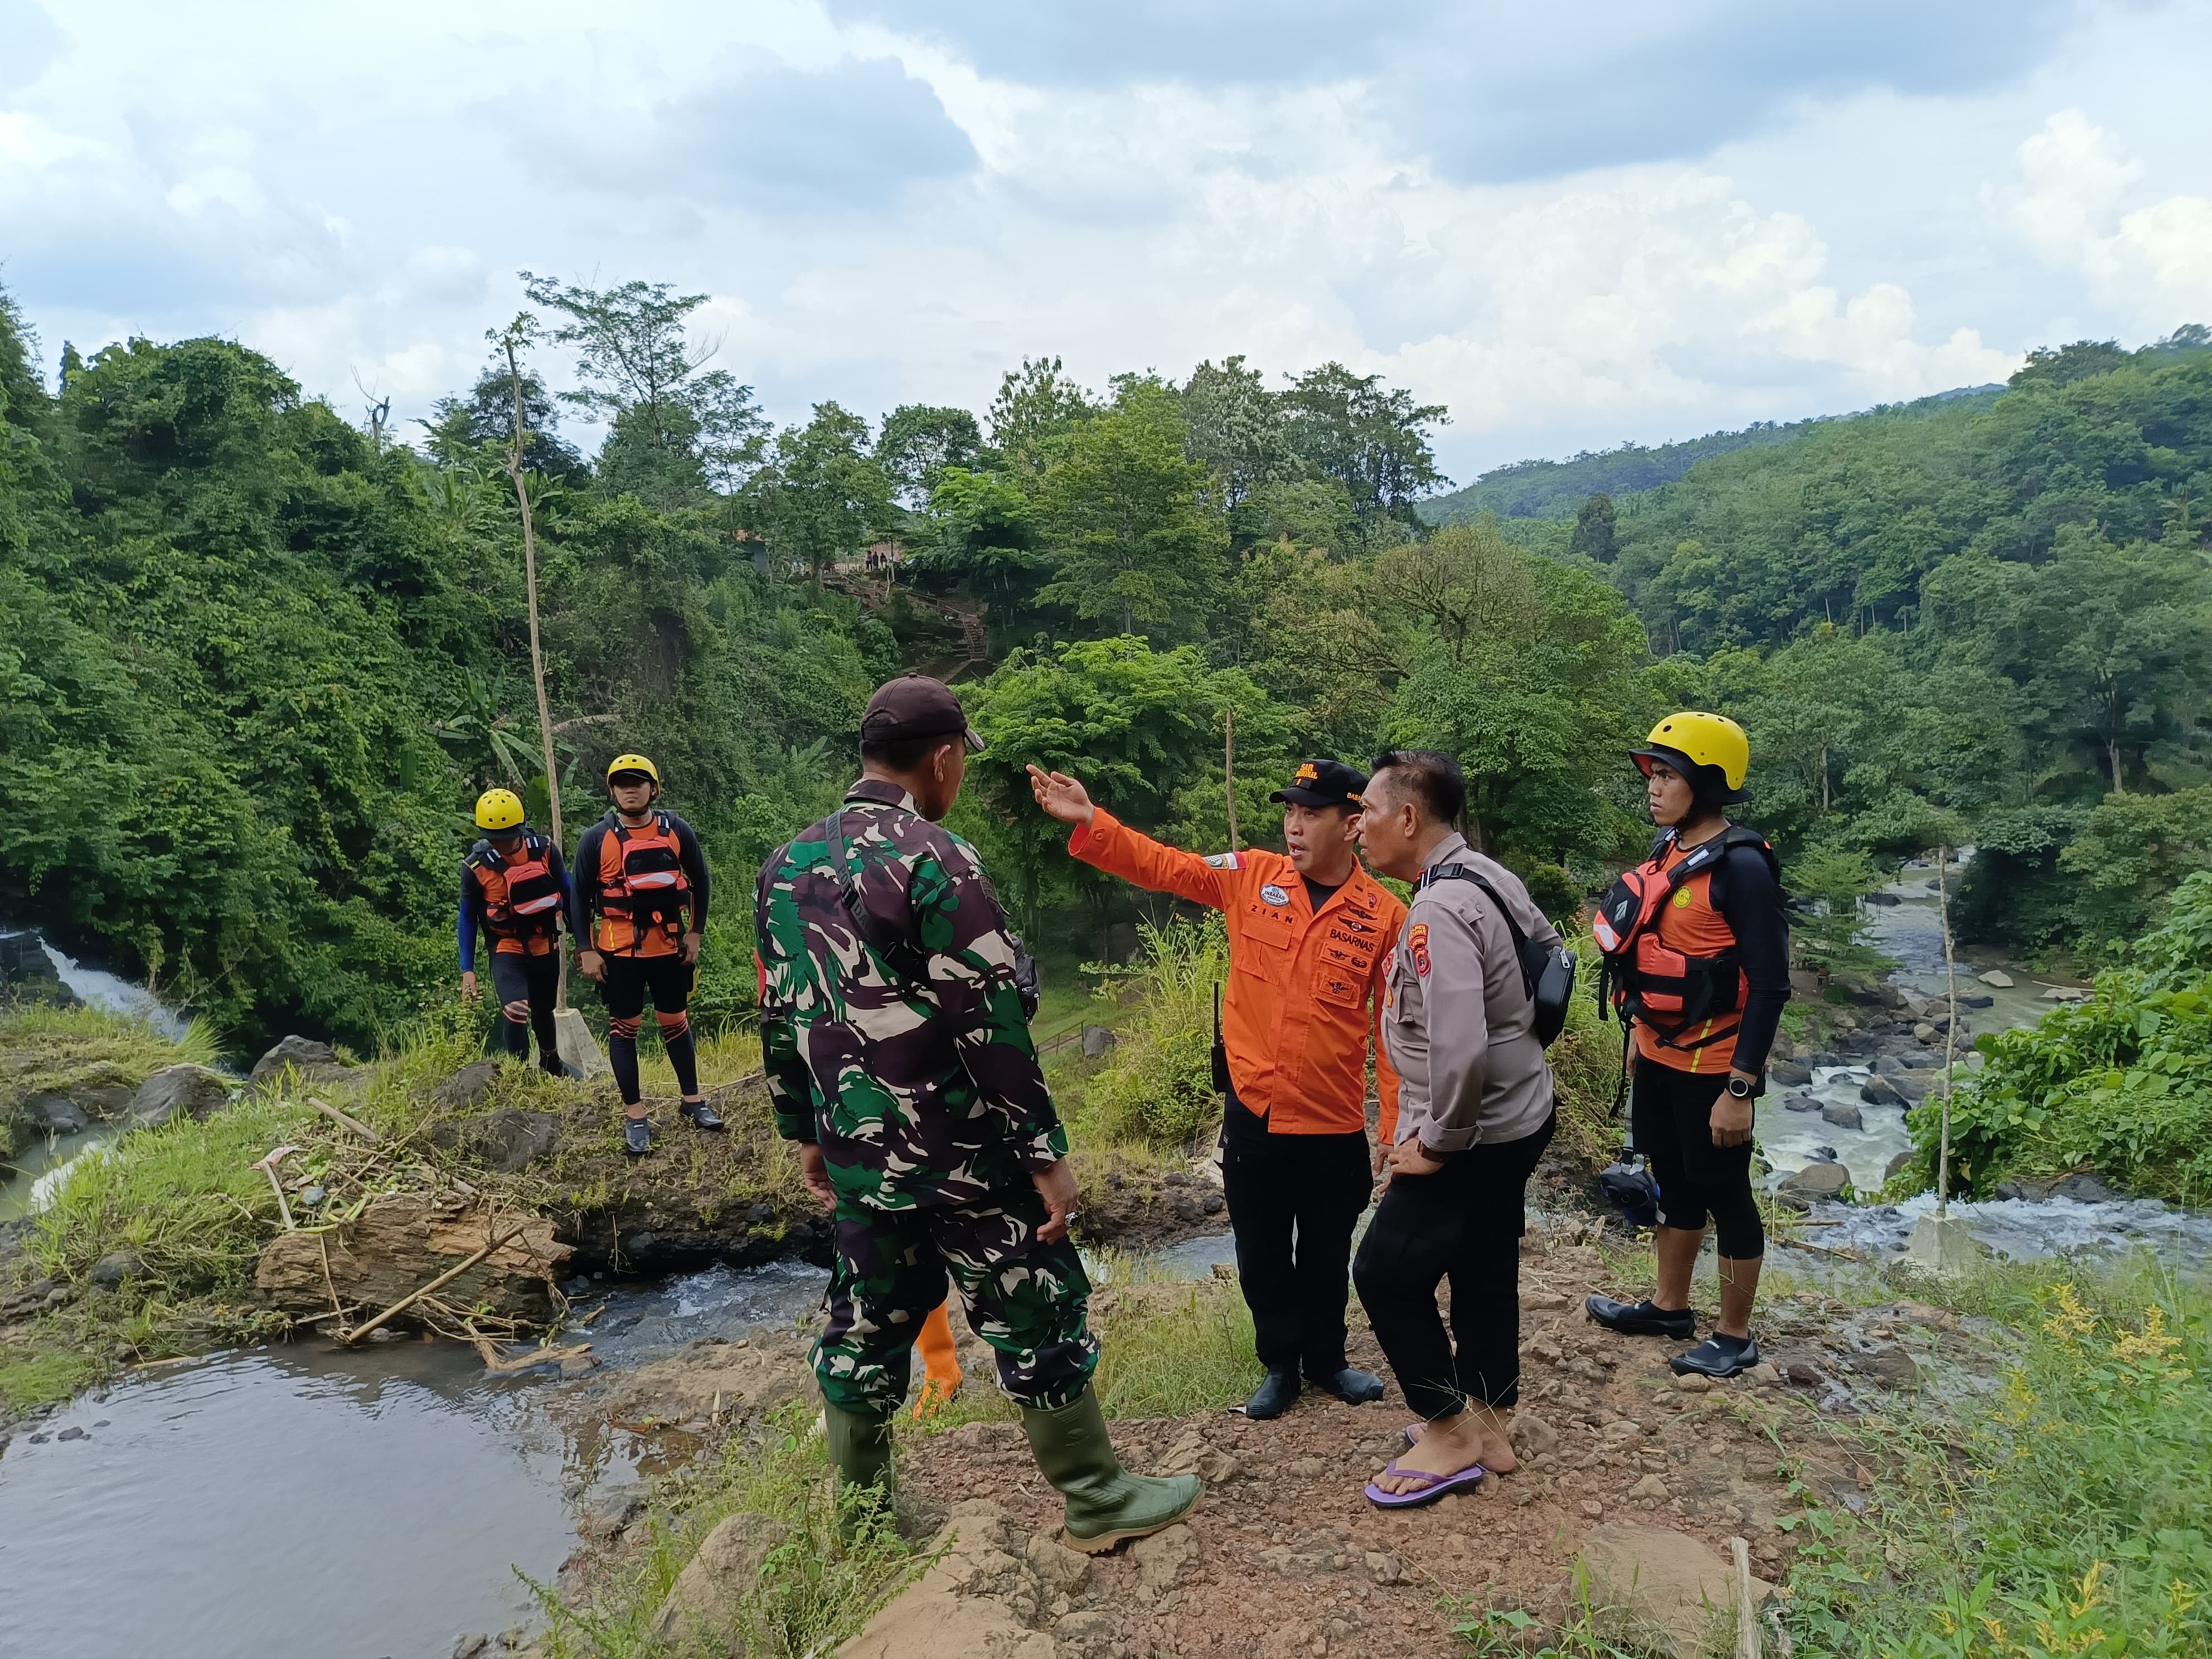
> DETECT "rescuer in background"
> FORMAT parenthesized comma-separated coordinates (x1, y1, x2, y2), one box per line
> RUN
(459, 787, 571, 1076)
(571, 754, 721, 1156)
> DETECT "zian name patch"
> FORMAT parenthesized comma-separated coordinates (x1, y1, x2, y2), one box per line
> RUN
(1409, 923, 1431, 976)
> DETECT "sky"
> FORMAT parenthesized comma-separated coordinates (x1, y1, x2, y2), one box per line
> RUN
(3, 0, 2210, 482)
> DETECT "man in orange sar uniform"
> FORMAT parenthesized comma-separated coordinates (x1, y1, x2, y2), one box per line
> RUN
(1029, 758, 1403, 1420)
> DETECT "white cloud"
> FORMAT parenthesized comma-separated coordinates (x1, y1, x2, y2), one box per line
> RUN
(3, 2, 2208, 476)
(2119, 195, 2212, 301)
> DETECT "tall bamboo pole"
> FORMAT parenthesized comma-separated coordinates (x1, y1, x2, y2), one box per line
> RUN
(501, 328, 569, 1010)
(1935, 845, 1958, 1215)
(1223, 707, 1239, 852)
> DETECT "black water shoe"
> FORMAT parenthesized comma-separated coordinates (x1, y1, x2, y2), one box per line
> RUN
(1241, 1367, 1302, 1419)
(1585, 1295, 1696, 1339)
(1671, 1333, 1759, 1379)
(680, 1099, 725, 1131)
(1307, 1365, 1386, 1405)
(624, 1117, 654, 1157)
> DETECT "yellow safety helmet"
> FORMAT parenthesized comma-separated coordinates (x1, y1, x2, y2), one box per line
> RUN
(1631, 712, 1750, 801)
(475, 788, 528, 833)
(605, 753, 661, 787)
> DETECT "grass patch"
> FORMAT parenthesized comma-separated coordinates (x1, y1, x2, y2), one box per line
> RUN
(0, 1344, 100, 1414)
(532, 1400, 918, 1659)
(1781, 1255, 2211, 1658)
(1069, 915, 1226, 1151)
(0, 1001, 221, 1158)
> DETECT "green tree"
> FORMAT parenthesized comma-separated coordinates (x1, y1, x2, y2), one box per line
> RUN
(1281, 363, 1448, 538)
(1032, 382, 1228, 637)
(1180, 355, 1289, 516)
(955, 637, 1288, 924)
(519, 271, 767, 500)
(1382, 525, 1648, 863)
(987, 355, 1097, 476)
(914, 467, 1042, 606)
(741, 402, 896, 588)
(875, 404, 986, 510)
(1569, 491, 1618, 562)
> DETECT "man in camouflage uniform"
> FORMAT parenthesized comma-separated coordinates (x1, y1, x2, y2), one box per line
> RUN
(755, 672, 1201, 1552)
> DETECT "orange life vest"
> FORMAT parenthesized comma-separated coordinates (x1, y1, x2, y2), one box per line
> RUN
(1593, 825, 1776, 1058)
(594, 811, 691, 953)
(467, 834, 564, 946)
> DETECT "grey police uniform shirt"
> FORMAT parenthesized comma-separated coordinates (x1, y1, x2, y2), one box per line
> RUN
(1382, 833, 1559, 1153)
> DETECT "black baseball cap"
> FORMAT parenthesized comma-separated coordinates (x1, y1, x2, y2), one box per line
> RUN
(860, 673, 985, 753)
(1270, 758, 1368, 809)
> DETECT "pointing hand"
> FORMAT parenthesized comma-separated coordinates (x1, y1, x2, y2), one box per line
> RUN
(1025, 765, 1097, 829)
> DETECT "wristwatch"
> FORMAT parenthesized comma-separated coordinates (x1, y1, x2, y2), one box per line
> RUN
(1726, 1075, 1757, 1099)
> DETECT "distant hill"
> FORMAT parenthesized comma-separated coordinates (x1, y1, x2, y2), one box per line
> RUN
(1418, 384, 2006, 523)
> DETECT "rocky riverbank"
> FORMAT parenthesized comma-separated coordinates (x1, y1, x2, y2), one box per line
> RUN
(526, 1221, 2024, 1659)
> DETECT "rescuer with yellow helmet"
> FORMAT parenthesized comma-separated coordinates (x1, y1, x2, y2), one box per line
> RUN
(460, 787, 573, 1075)
(570, 754, 718, 1156)
(1584, 712, 1791, 1379)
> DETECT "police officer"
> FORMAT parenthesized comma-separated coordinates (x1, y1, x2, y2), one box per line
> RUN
(1584, 713, 1789, 1379)
(757, 673, 1200, 1550)
(459, 788, 571, 1074)
(1028, 757, 1402, 1420)
(572, 754, 721, 1156)
(1351, 750, 1560, 1508)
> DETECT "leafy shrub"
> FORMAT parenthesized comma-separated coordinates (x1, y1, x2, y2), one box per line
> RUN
(1913, 872, 2212, 1200)
(1074, 916, 1226, 1150)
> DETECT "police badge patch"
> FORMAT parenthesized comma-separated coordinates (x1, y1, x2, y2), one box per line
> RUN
(1260, 882, 1291, 907)
(1410, 922, 1432, 976)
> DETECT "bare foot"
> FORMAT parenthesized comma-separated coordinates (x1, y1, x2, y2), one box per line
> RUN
(1373, 1414, 1485, 1495)
(1405, 1409, 1517, 1473)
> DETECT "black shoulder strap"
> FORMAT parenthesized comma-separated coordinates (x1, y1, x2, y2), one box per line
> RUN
(826, 803, 929, 982)
(1417, 864, 1536, 999)
(465, 838, 493, 869)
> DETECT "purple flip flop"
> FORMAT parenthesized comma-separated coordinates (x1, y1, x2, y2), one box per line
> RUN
(1401, 1422, 1424, 1449)
(1364, 1457, 1487, 1509)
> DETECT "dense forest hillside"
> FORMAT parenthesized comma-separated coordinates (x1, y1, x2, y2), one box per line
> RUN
(3, 276, 2210, 1053)
(1420, 385, 2004, 524)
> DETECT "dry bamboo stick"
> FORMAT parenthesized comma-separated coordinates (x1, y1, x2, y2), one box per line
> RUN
(338, 1221, 531, 1345)
(1731, 1536, 1762, 1659)
(307, 1095, 382, 1143)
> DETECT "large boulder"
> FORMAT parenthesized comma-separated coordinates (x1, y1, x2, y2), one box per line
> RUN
(649, 1512, 793, 1651)
(22, 1092, 90, 1133)
(127, 1064, 233, 1128)
(1767, 1059, 1812, 1087)
(1576, 1522, 1772, 1657)
(1779, 1162, 1851, 1203)
(834, 1500, 1080, 1658)
(1819, 1102, 1863, 1132)
(249, 1035, 352, 1092)
(1860, 1074, 1905, 1108)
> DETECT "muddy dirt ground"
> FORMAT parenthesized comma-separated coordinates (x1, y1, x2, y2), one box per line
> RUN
(885, 1235, 1951, 1657)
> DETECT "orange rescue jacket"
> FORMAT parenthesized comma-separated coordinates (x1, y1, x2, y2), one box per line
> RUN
(1069, 808, 1403, 1136)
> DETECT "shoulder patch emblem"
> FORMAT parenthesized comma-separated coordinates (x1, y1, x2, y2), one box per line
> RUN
(1204, 852, 1243, 870)
(1259, 882, 1291, 908)
(1671, 887, 1695, 908)
(1409, 922, 1431, 976)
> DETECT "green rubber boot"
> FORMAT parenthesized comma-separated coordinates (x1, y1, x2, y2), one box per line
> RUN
(823, 1401, 895, 1500)
(1020, 1388, 1203, 1554)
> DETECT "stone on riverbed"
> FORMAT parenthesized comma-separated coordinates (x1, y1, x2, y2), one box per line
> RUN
(249, 1035, 354, 1092)
(127, 1064, 233, 1128)
(1779, 1163, 1851, 1204)
(1767, 1059, 1811, 1086)
(1820, 1102, 1863, 1131)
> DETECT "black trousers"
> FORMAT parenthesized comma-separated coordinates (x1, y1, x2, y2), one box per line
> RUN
(596, 954, 699, 1105)
(1632, 1058, 1764, 1259)
(1220, 1096, 1374, 1377)
(1354, 1111, 1556, 1419)
(488, 949, 560, 1071)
